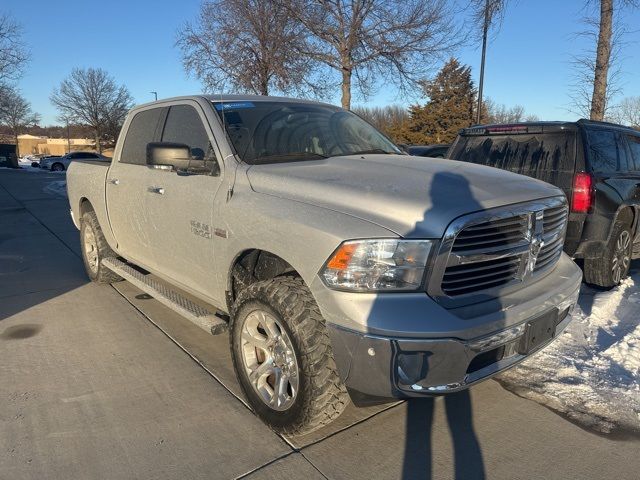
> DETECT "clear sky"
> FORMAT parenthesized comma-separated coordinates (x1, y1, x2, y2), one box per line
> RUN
(3, 0, 640, 125)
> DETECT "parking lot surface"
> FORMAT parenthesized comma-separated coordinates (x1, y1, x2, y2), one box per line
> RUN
(1, 169, 639, 480)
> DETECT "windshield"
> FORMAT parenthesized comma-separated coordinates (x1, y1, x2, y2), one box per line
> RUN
(449, 132, 576, 175)
(212, 101, 400, 164)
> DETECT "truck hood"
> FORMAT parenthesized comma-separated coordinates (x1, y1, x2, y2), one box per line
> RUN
(246, 154, 563, 238)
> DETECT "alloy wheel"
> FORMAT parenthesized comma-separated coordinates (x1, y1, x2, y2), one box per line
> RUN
(83, 225, 99, 274)
(239, 309, 299, 411)
(612, 230, 631, 284)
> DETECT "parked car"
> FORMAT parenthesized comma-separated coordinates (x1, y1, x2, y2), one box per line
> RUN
(66, 95, 582, 434)
(448, 120, 640, 287)
(35, 155, 61, 169)
(40, 151, 107, 171)
(408, 144, 451, 158)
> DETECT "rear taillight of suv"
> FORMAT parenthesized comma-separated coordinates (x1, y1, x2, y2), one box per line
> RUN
(571, 172, 594, 213)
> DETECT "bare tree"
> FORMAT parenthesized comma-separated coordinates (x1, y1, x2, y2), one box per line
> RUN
(485, 99, 523, 123)
(469, 0, 509, 123)
(0, 85, 40, 156)
(286, 0, 462, 110)
(612, 96, 640, 127)
(352, 104, 409, 140)
(569, 0, 638, 120)
(50, 68, 133, 153)
(478, 97, 539, 124)
(0, 13, 29, 84)
(590, 0, 614, 120)
(177, 0, 318, 96)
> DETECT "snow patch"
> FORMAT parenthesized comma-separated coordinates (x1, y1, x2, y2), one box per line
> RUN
(44, 180, 68, 198)
(498, 266, 640, 434)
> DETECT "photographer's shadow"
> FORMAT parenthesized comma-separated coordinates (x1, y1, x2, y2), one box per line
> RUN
(402, 391, 485, 479)
(380, 172, 488, 479)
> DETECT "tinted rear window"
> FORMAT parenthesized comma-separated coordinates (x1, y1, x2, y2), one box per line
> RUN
(626, 134, 640, 171)
(449, 132, 576, 175)
(585, 129, 623, 172)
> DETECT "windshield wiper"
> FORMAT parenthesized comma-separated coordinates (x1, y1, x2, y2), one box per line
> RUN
(253, 152, 329, 164)
(344, 148, 400, 156)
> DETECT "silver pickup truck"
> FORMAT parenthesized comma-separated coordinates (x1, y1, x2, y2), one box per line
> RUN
(67, 95, 582, 434)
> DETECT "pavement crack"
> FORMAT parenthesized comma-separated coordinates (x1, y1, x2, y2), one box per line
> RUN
(233, 451, 296, 479)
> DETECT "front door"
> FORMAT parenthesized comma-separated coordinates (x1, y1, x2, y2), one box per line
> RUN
(144, 102, 224, 299)
(106, 106, 166, 268)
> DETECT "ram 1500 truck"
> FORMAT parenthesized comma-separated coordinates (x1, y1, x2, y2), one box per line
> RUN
(67, 95, 582, 434)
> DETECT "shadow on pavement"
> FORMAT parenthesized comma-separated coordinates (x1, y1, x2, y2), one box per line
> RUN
(403, 392, 485, 480)
(0, 170, 88, 324)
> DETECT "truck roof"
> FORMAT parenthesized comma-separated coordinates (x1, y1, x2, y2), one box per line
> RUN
(460, 119, 638, 135)
(132, 94, 336, 112)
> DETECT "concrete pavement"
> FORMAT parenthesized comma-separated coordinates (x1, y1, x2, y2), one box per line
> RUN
(1, 168, 639, 479)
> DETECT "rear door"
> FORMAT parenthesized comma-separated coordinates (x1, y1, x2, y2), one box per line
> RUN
(585, 128, 637, 209)
(622, 133, 640, 245)
(144, 102, 224, 297)
(106, 106, 166, 267)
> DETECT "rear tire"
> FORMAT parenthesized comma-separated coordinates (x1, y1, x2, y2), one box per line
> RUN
(230, 276, 348, 435)
(52, 163, 65, 172)
(80, 210, 122, 283)
(584, 221, 632, 288)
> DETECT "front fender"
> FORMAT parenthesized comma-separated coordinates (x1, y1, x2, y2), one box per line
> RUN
(216, 188, 397, 306)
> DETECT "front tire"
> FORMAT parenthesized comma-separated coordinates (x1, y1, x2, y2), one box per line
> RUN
(584, 221, 632, 287)
(80, 210, 122, 283)
(230, 276, 348, 435)
(51, 163, 65, 172)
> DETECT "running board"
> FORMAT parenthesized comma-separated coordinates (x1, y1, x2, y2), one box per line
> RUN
(102, 258, 228, 335)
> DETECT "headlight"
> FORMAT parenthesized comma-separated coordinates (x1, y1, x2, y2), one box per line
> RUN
(320, 239, 434, 292)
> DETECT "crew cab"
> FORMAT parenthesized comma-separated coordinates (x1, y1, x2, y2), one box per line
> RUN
(66, 95, 582, 434)
(449, 120, 640, 287)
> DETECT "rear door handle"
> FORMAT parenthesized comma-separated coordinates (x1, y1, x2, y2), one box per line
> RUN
(148, 187, 165, 195)
(108, 178, 119, 185)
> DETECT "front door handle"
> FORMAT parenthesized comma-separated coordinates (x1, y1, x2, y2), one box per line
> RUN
(108, 178, 119, 185)
(148, 187, 165, 195)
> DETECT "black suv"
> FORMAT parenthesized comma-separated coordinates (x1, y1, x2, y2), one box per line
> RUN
(407, 144, 451, 158)
(448, 119, 640, 287)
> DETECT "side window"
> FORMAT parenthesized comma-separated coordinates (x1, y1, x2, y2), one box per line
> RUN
(162, 105, 216, 163)
(626, 135, 640, 171)
(616, 133, 630, 172)
(586, 129, 621, 173)
(120, 108, 165, 165)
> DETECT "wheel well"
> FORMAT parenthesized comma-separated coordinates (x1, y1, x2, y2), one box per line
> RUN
(617, 206, 635, 229)
(228, 249, 299, 309)
(79, 198, 94, 217)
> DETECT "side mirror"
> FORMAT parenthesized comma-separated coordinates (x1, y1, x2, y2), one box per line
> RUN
(146, 142, 191, 170)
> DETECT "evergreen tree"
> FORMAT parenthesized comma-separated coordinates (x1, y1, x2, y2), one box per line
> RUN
(397, 58, 476, 145)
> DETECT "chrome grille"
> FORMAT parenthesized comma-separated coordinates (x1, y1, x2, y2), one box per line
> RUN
(450, 215, 528, 254)
(442, 257, 521, 295)
(437, 198, 568, 299)
(441, 216, 529, 296)
(534, 204, 568, 272)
